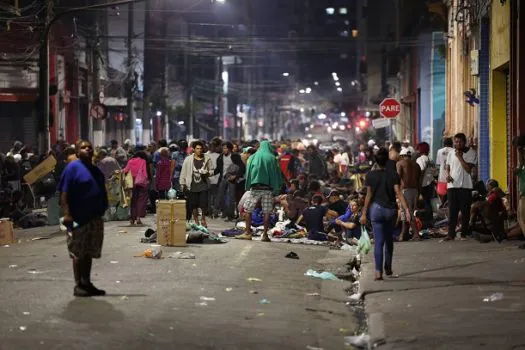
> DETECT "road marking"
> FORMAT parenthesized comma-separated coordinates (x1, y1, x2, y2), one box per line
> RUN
(234, 244, 253, 264)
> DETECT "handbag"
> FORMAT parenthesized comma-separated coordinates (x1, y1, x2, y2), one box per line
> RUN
(123, 171, 134, 190)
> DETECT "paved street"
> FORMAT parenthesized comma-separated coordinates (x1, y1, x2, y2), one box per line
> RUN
(360, 239, 525, 350)
(0, 218, 357, 350)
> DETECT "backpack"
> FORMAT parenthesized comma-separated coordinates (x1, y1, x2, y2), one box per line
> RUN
(420, 157, 437, 187)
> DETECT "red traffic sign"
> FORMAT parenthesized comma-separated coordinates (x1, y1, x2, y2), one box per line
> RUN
(90, 104, 106, 119)
(379, 98, 401, 119)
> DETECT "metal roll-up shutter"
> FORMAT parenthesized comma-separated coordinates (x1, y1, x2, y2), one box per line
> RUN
(506, 71, 513, 198)
(0, 102, 36, 152)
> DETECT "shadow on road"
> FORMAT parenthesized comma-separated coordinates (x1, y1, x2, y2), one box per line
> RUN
(61, 298, 126, 328)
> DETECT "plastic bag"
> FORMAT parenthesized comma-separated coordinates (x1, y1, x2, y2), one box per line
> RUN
(167, 188, 177, 200)
(358, 226, 371, 255)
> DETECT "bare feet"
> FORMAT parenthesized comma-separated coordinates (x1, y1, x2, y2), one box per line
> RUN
(261, 234, 272, 242)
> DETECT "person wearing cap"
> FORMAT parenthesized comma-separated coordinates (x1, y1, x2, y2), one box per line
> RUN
(396, 147, 422, 240)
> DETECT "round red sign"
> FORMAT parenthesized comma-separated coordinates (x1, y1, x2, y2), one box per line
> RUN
(379, 98, 401, 119)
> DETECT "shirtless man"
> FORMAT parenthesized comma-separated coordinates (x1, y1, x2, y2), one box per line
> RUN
(396, 148, 422, 240)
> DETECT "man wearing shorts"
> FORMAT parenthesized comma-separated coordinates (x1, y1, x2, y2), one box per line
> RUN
(59, 140, 108, 297)
(396, 147, 421, 240)
(237, 141, 283, 242)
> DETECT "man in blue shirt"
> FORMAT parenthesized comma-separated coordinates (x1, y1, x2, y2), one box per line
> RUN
(59, 139, 108, 297)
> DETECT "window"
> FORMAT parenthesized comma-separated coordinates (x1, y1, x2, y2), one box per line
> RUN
(339, 7, 347, 15)
(326, 7, 335, 15)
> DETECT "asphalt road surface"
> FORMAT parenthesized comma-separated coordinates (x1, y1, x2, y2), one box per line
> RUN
(0, 219, 356, 350)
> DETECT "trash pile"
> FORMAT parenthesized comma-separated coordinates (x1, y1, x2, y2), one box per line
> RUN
(140, 223, 227, 245)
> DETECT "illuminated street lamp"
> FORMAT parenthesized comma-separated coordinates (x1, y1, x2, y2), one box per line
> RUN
(299, 89, 305, 94)
(305, 87, 312, 94)
(282, 72, 290, 77)
(335, 81, 340, 86)
(337, 87, 343, 92)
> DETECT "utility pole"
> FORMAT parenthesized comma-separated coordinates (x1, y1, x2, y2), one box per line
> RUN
(92, 16, 103, 147)
(142, 0, 152, 145)
(184, 24, 194, 140)
(126, 2, 135, 144)
(214, 55, 222, 138)
(37, 0, 53, 154)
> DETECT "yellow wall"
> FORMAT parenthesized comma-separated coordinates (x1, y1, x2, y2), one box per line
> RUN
(489, 0, 510, 191)
(489, 71, 508, 191)
(491, 1, 510, 69)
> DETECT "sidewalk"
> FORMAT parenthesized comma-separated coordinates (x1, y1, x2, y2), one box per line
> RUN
(360, 239, 525, 349)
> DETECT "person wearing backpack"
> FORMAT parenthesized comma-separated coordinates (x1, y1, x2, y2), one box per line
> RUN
(416, 142, 436, 213)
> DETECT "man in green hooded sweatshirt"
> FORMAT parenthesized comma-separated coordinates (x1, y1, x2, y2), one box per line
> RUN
(237, 140, 283, 241)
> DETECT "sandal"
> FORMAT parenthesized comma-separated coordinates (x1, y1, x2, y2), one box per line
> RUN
(235, 233, 253, 240)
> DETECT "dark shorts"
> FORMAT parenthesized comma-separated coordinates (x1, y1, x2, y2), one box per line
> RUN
(188, 191, 209, 212)
(67, 217, 104, 259)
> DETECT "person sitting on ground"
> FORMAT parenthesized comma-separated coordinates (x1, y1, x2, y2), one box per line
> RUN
(278, 190, 308, 223)
(326, 190, 347, 219)
(334, 200, 362, 245)
(470, 179, 507, 242)
(296, 195, 330, 242)
(307, 180, 324, 202)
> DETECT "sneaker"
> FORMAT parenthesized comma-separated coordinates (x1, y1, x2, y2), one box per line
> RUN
(85, 283, 106, 296)
(74, 285, 91, 297)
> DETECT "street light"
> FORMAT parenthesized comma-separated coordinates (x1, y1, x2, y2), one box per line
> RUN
(305, 87, 312, 94)
(299, 89, 305, 94)
(156, 111, 162, 117)
(282, 72, 290, 77)
(314, 81, 319, 86)
(337, 87, 342, 92)
(335, 81, 340, 86)
(340, 112, 346, 117)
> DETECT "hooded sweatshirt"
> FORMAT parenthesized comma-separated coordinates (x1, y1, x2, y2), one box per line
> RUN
(244, 141, 283, 193)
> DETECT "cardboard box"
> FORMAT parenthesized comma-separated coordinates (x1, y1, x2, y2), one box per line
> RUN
(0, 219, 14, 245)
(23, 155, 57, 185)
(156, 200, 187, 247)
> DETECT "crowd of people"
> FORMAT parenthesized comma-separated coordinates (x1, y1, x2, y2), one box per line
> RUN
(2, 131, 525, 295)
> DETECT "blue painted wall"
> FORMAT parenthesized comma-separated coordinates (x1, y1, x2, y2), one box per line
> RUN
(419, 33, 433, 146)
(431, 32, 446, 160)
(478, 18, 490, 182)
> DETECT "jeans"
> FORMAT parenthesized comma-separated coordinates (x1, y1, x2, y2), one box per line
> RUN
(216, 178, 236, 218)
(208, 184, 219, 215)
(370, 202, 396, 274)
(447, 188, 472, 237)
